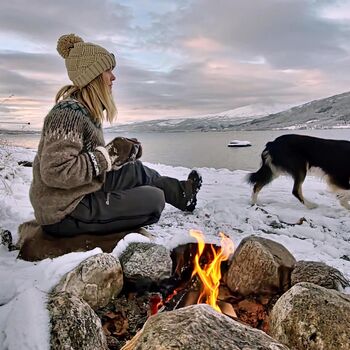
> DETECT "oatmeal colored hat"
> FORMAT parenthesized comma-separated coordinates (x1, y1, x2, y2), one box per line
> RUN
(57, 33, 116, 88)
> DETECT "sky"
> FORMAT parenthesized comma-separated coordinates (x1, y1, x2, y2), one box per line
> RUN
(1, 0, 350, 129)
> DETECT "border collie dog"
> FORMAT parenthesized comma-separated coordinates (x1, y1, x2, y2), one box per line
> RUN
(248, 134, 350, 209)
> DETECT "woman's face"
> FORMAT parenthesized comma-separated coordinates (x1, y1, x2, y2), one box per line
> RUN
(102, 69, 116, 92)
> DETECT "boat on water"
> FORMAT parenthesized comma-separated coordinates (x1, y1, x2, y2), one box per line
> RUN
(227, 140, 252, 147)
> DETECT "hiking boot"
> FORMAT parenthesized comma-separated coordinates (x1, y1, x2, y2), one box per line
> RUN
(185, 170, 202, 212)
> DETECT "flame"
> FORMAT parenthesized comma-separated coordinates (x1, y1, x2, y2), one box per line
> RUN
(190, 229, 234, 313)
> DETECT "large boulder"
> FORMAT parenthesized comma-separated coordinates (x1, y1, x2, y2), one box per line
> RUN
(270, 282, 350, 350)
(17, 219, 150, 261)
(53, 253, 123, 310)
(226, 236, 296, 296)
(120, 242, 172, 284)
(48, 291, 108, 350)
(124, 304, 289, 349)
(291, 261, 349, 291)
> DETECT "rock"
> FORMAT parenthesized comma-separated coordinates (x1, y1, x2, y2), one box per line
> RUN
(125, 304, 289, 349)
(226, 235, 296, 296)
(120, 242, 172, 284)
(291, 261, 349, 291)
(48, 291, 108, 350)
(17, 219, 150, 261)
(53, 253, 123, 310)
(270, 282, 350, 350)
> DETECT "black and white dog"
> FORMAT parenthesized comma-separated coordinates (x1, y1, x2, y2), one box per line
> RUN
(248, 134, 350, 209)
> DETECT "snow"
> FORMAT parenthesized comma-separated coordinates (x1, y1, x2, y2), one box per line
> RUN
(0, 288, 49, 350)
(195, 102, 293, 119)
(156, 119, 186, 127)
(103, 102, 297, 133)
(0, 145, 349, 349)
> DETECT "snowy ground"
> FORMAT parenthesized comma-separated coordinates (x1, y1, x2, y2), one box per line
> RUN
(0, 145, 349, 350)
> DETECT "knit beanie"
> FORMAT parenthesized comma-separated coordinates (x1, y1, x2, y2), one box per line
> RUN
(57, 34, 116, 88)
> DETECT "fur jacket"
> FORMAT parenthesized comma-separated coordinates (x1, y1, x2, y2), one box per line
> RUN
(29, 99, 110, 225)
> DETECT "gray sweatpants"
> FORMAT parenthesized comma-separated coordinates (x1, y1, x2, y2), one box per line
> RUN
(43, 161, 192, 237)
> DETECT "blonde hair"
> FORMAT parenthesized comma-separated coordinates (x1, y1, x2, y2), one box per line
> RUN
(55, 74, 117, 124)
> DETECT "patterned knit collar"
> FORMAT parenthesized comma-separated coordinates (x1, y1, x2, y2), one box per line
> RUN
(62, 98, 102, 128)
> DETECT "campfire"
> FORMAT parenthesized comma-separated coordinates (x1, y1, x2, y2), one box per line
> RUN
(47, 224, 342, 349)
(152, 229, 236, 317)
(100, 231, 271, 348)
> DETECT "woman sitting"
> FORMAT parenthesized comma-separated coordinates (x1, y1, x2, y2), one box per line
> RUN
(29, 34, 202, 237)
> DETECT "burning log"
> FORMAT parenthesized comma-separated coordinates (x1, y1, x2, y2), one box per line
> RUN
(217, 300, 238, 319)
(179, 289, 201, 308)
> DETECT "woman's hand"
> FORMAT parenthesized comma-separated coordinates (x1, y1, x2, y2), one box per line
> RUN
(106, 137, 142, 167)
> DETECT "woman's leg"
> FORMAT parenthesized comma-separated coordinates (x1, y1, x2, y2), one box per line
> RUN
(103, 160, 161, 192)
(43, 161, 201, 237)
(105, 161, 202, 211)
(43, 186, 165, 237)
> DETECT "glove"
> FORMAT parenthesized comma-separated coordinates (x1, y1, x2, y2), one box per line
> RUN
(105, 137, 142, 168)
(127, 138, 143, 160)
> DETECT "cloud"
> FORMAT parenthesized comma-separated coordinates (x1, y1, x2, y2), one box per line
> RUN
(147, 0, 350, 69)
(116, 58, 333, 120)
(0, 0, 133, 46)
(0, 51, 61, 74)
(1, 0, 350, 127)
(112, 0, 350, 119)
(0, 68, 43, 96)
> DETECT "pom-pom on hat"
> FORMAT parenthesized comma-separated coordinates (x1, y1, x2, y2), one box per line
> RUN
(57, 33, 116, 88)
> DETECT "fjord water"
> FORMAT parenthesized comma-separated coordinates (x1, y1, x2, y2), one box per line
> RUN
(4, 129, 350, 171)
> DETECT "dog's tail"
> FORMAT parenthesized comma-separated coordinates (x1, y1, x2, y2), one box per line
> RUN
(247, 147, 274, 187)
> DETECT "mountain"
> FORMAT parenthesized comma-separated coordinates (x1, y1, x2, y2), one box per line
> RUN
(105, 102, 291, 133)
(238, 91, 350, 131)
(105, 91, 350, 133)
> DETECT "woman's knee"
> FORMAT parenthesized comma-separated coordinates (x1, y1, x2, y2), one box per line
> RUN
(145, 186, 165, 217)
(153, 188, 166, 216)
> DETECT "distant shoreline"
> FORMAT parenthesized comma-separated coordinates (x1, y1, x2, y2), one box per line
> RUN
(0, 129, 41, 135)
(2, 126, 350, 136)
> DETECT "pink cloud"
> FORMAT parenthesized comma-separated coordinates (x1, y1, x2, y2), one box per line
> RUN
(183, 36, 222, 52)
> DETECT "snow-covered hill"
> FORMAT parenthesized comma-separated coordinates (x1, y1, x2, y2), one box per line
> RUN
(191, 103, 291, 120)
(106, 91, 350, 133)
(239, 91, 350, 131)
(105, 103, 292, 133)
